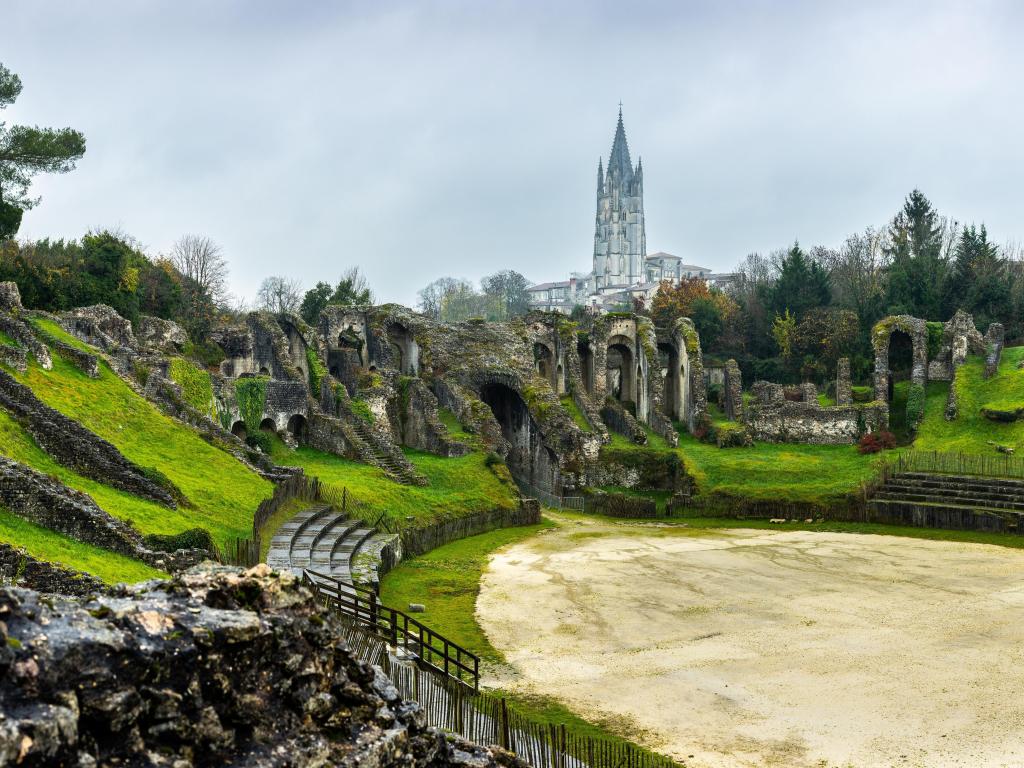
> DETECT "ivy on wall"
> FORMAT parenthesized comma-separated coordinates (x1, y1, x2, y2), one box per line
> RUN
(306, 346, 326, 396)
(168, 358, 215, 419)
(236, 376, 269, 432)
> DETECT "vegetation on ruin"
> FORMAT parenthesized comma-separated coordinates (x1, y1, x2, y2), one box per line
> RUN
(915, 347, 1024, 453)
(267, 437, 517, 529)
(234, 375, 268, 433)
(306, 345, 326, 395)
(559, 395, 591, 431)
(168, 357, 215, 418)
(0, 508, 166, 583)
(7, 320, 271, 546)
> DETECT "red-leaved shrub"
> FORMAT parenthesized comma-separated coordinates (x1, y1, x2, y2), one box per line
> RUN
(858, 430, 896, 454)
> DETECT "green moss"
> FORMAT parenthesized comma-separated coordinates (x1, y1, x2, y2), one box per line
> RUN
(168, 357, 215, 418)
(559, 396, 591, 432)
(306, 346, 326, 395)
(0, 508, 166, 584)
(235, 376, 268, 433)
(349, 398, 374, 424)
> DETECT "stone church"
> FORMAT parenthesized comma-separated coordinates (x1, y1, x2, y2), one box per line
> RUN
(528, 109, 727, 313)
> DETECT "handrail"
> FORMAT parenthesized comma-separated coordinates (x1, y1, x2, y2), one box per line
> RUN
(303, 570, 480, 690)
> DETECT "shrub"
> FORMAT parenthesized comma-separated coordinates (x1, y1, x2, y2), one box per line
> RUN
(144, 527, 216, 553)
(857, 430, 896, 454)
(905, 382, 925, 429)
(349, 398, 374, 424)
(484, 451, 504, 468)
(851, 385, 873, 403)
(246, 431, 272, 454)
(714, 422, 752, 448)
(706, 383, 723, 406)
(182, 340, 225, 368)
(926, 321, 944, 360)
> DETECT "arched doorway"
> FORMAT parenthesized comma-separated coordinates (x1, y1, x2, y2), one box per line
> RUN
(386, 323, 419, 376)
(658, 342, 681, 419)
(578, 340, 594, 394)
(231, 421, 247, 441)
(534, 343, 555, 388)
(479, 381, 534, 483)
(287, 414, 308, 443)
(606, 335, 636, 408)
(259, 418, 277, 433)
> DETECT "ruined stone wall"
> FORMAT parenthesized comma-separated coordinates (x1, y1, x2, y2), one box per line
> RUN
(0, 543, 108, 596)
(723, 359, 743, 420)
(744, 381, 887, 444)
(398, 378, 470, 457)
(0, 368, 176, 506)
(836, 357, 852, 405)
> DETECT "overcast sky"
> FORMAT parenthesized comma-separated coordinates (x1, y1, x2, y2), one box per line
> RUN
(5, 1, 1024, 307)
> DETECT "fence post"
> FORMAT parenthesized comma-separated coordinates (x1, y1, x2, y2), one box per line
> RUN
(343, 487, 347, 512)
(499, 698, 510, 750)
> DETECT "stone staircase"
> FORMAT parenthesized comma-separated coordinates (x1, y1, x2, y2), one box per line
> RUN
(265, 503, 380, 584)
(345, 418, 428, 486)
(868, 471, 1024, 533)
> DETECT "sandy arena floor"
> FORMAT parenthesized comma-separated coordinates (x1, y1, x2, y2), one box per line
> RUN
(476, 518, 1024, 767)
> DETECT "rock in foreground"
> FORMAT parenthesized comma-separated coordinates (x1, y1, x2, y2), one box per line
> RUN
(0, 564, 526, 768)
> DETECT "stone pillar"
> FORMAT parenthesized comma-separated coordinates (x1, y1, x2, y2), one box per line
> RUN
(799, 382, 818, 404)
(723, 359, 743, 420)
(836, 358, 852, 405)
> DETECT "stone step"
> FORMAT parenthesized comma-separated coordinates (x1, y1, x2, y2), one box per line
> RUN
(882, 480, 1024, 505)
(875, 489, 1024, 511)
(895, 472, 1024, 493)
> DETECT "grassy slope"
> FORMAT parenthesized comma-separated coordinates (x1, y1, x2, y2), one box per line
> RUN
(9, 319, 271, 546)
(916, 347, 1024, 454)
(559, 396, 592, 431)
(269, 438, 518, 530)
(0, 508, 166, 583)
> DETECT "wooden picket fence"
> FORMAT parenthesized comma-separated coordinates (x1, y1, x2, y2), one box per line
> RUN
(331, 612, 679, 768)
(879, 449, 1024, 480)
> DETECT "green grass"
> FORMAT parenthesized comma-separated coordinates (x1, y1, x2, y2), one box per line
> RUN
(379, 518, 670, 759)
(817, 392, 835, 407)
(559, 396, 592, 432)
(675, 429, 879, 504)
(0, 507, 166, 583)
(0, 330, 15, 346)
(168, 357, 216, 418)
(438, 408, 477, 446)
(5, 319, 272, 548)
(916, 348, 1024, 454)
(269, 438, 518, 530)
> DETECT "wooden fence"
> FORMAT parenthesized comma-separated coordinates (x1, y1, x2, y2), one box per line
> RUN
(879, 450, 1024, 481)
(304, 571, 480, 689)
(331, 612, 679, 768)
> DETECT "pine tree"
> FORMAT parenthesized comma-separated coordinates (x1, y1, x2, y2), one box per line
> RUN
(767, 242, 831, 319)
(884, 189, 950, 318)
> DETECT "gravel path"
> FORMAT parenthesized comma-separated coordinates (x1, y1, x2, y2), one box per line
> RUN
(477, 518, 1024, 767)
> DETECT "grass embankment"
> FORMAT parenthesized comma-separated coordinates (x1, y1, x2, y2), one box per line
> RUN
(7, 319, 272, 547)
(0, 507, 166, 583)
(379, 518, 670, 760)
(268, 438, 518, 530)
(916, 347, 1024, 454)
(559, 396, 592, 431)
(675, 431, 878, 505)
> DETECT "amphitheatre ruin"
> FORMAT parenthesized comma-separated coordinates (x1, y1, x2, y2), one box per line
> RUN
(3, 273, 1024, 767)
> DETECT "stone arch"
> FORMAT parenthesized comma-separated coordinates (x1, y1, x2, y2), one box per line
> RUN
(872, 317, 928, 405)
(577, 339, 595, 394)
(286, 414, 308, 443)
(533, 342, 555, 388)
(606, 335, 636, 407)
(478, 379, 559, 491)
(258, 366, 270, 376)
(259, 417, 277, 433)
(658, 341, 683, 420)
(230, 421, 247, 441)
(386, 322, 419, 376)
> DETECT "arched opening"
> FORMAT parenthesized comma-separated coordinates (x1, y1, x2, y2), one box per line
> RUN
(534, 343, 554, 387)
(337, 326, 365, 366)
(258, 366, 270, 376)
(259, 418, 277, 433)
(557, 364, 565, 394)
(578, 340, 594, 394)
(329, 365, 340, 377)
(386, 323, 419, 376)
(658, 342, 681, 419)
(286, 414, 308, 443)
(886, 329, 915, 435)
(606, 336, 636, 409)
(231, 421, 247, 441)
(480, 382, 535, 485)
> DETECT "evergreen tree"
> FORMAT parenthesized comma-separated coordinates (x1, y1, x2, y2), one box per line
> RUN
(766, 242, 831, 319)
(884, 189, 949, 318)
(949, 224, 1007, 328)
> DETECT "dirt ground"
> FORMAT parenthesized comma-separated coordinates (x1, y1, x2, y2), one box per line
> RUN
(476, 518, 1024, 768)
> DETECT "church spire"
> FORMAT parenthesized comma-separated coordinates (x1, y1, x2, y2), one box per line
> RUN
(608, 105, 633, 182)
(597, 157, 604, 192)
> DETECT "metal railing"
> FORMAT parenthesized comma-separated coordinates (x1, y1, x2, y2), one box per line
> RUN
(516, 478, 584, 511)
(303, 570, 480, 689)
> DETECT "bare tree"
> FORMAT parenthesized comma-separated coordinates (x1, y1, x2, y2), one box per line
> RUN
(417, 276, 463, 319)
(170, 234, 228, 304)
(257, 275, 303, 314)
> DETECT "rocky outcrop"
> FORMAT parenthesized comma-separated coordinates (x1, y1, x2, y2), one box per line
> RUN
(62, 304, 136, 350)
(0, 565, 527, 768)
(0, 342, 27, 372)
(0, 368, 177, 507)
(0, 543, 108, 596)
(136, 314, 189, 352)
